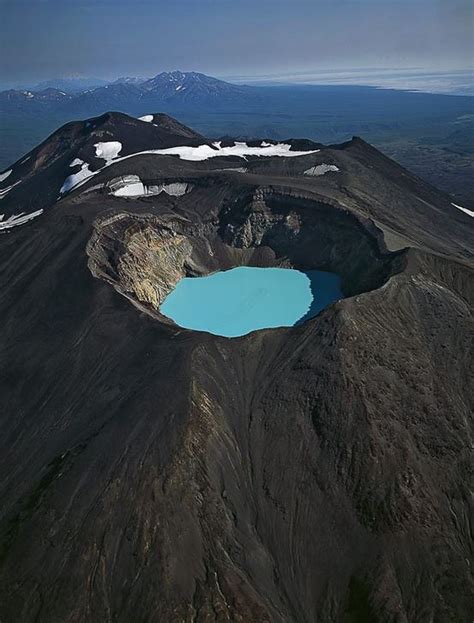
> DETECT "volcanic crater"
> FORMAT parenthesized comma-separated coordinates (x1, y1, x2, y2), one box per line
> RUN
(0, 112, 472, 623)
(86, 186, 404, 333)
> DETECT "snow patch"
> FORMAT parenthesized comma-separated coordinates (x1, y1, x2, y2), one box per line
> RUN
(159, 182, 190, 196)
(60, 142, 319, 195)
(60, 162, 94, 194)
(0, 169, 12, 183)
(139, 115, 154, 123)
(130, 142, 320, 162)
(304, 164, 340, 176)
(0, 180, 21, 200)
(114, 181, 146, 197)
(95, 141, 122, 163)
(60, 144, 121, 192)
(0, 209, 43, 232)
(218, 167, 247, 173)
(452, 202, 474, 217)
(109, 175, 191, 197)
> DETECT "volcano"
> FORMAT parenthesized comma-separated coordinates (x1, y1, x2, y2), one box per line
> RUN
(0, 111, 472, 622)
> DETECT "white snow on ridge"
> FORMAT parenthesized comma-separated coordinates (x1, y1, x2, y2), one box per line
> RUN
(113, 181, 146, 197)
(217, 167, 247, 173)
(132, 142, 320, 162)
(0, 169, 12, 183)
(95, 141, 122, 163)
(109, 175, 191, 198)
(60, 142, 319, 195)
(139, 115, 154, 123)
(159, 182, 190, 196)
(0, 209, 43, 232)
(452, 202, 474, 217)
(0, 180, 22, 200)
(60, 162, 94, 194)
(304, 164, 340, 176)
(61, 144, 121, 194)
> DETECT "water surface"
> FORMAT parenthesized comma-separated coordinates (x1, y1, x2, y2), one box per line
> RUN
(161, 266, 342, 337)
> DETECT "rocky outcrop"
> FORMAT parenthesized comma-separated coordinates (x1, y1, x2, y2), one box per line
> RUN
(117, 227, 192, 308)
(304, 163, 340, 176)
(107, 175, 192, 197)
(87, 215, 193, 309)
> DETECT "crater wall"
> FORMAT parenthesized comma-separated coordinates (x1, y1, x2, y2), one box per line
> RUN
(87, 188, 406, 322)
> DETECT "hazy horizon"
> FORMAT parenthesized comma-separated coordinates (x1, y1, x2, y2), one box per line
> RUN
(1, 67, 473, 98)
(1, 0, 472, 90)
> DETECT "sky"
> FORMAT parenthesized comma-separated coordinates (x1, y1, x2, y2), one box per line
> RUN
(0, 0, 472, 86)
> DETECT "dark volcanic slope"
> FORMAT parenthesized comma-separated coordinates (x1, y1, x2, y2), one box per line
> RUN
(0, 111, 206, 219)
(0, 113, 473, 623)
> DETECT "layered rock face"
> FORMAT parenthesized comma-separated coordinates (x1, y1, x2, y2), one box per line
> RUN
(86, 187, 405, 322)
(0, 113, 472, 623)
(88, 216, 193, 309)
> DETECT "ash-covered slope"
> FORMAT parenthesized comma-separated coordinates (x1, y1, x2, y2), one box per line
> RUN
(0, 113, 472, 623)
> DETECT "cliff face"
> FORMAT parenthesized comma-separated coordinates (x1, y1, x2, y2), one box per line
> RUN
(88, 217, 194, 309)
(0, 114, 472, 623)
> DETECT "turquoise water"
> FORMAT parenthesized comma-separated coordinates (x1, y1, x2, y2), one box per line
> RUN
(160, 266, 342, 338)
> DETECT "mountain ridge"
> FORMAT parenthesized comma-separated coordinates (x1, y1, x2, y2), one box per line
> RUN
(1, 72, 473, 207)
(0, 71, 255, 109)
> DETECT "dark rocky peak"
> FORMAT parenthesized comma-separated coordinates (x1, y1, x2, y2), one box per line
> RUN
(141, 112, 205, 140)
(141, 71, 249, 100)
(285, 137, 325, 151)
(143, 70, 203, 89)
(0, 111, 210, 220)
(7, 111, 205, 173)
(329, 135, 372, 150)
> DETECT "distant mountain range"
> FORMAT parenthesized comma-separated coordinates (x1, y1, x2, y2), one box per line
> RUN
(0, 71, 258, 113)
(29, 77, 110, 93)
